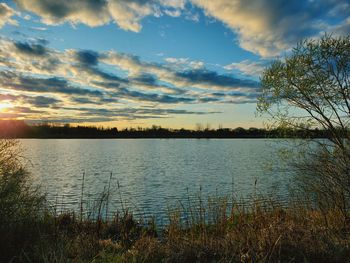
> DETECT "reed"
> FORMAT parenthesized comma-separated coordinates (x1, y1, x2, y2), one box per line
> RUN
(2, 182, 350, 263)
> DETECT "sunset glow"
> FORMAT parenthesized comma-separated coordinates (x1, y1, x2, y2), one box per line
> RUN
(0, 102, 12, 112)
(0, 1, 349, 128)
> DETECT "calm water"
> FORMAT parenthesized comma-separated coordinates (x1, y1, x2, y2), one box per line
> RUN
(20, 139, 293, 220)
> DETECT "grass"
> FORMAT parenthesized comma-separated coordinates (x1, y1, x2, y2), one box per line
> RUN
(3, 192, 350, 262)
(1, 139, 350, 262)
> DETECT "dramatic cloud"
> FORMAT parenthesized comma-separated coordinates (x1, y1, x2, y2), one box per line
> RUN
(75, 50, 100, 66)
(14, 41, 48, 56)
(14, 0, 186, 32)
(192, 0, 350, 56)
(176, 69, 259, 89)
(0, 93, 61, 108)
(26, 95, 61, 107)
(0, 37, 259, 123)
(10, 0, 350, 57)
(103, 51, 259, 92)
(0, 3, 16, 28)
(0, 71, 104, 97)
(0, 38, 61, 75)
(14, 0, 111, 27)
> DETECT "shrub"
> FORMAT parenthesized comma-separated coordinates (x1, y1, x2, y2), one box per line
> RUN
(0, 139, 48, 262)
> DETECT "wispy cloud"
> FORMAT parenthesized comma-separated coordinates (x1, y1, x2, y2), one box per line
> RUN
(224, 60, 270, 78)
(0, 3, 17, 28)
(165, 57, 204, 70)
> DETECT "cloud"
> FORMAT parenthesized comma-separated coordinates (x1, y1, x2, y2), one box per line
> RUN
(0, 38, 61, 74)
(25, 105, 219, 124)
(64, 106, 216, 119)
(27, 116, 115, 123)
(175, 69, 259, 89)
(14, 41, 48, 56)
(224, 60, 269, 78)
(165, 57, 204, 70)
(1, 37, 260, 96)
(72, 96, 118, 105)
(0, 106, 44, 119)
(131, 73, 158, 86)
(0, 3, 16, 28)
(107, 0, 156, 32)
(75, 50, 100, 66)
(14, 0, 111, 27)
(10, 0, 350, 57)
(0, 93, 61, 110)
(103, 51, 259, 92)
(27, 95, 61, 107)
(191, 0, 350, 56)
(14, 0, 186, 32)
(328, 17, 350, 35)
(0, 37, 259, 123)
(30, 26, 48, 31)
(95, 83, 195, 104)
(0, 71, 104, 97)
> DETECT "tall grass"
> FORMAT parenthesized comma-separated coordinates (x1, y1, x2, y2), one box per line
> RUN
(0, 140, 48, 262)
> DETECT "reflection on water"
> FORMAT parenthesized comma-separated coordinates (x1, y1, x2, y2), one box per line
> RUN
(20, 139, 293, 220)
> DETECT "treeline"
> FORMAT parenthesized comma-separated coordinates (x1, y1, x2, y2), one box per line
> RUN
(0, 120, 331, 139)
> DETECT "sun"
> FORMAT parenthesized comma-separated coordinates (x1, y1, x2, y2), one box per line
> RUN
(0, 102, 13, 112)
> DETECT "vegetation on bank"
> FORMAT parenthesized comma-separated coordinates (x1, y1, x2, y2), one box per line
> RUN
(258, 34, 350, 217)
(0, 120, 333, 139)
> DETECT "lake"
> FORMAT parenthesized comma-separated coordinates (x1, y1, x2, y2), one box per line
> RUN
(20, 139, 294, 221)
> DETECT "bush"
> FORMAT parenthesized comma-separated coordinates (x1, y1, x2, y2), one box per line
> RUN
(292, 144, 350, 218)
(0, 139, 48, 262)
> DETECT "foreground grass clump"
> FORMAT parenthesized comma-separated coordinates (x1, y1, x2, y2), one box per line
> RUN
(3, 196, 350, 263)
(90, 203, 350, 263)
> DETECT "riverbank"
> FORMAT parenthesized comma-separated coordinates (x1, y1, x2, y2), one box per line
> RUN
(2, 191, 350, 262)
(0, 120, 330, 139)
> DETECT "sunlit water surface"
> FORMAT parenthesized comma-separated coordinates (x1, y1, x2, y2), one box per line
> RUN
(20, 139, 295, 221)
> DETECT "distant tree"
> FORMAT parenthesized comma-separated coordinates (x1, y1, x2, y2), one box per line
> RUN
(258, 34, 350, 215)
(195, 123, 204, 131)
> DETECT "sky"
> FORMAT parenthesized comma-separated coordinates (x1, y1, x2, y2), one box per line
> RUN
(0, 0, 349, 129)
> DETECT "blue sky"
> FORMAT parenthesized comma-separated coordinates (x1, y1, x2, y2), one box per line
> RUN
(0, 0, 349, 129)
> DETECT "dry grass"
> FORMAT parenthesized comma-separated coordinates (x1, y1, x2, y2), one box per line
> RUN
(1, 185, 350, 263)
(22, 198, 349, 263)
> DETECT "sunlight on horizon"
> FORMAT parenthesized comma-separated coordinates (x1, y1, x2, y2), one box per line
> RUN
(0, 102, 13, 112)
(0, 1, 348, 127)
